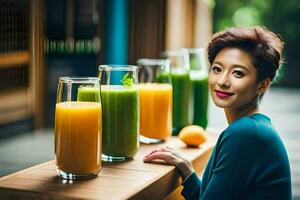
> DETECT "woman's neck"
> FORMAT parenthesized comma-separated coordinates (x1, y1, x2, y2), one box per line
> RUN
(225, 98, 259, 124)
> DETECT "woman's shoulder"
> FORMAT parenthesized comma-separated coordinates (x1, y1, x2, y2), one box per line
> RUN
(223, 113, 275, 142)
(216, 113, 286, 160)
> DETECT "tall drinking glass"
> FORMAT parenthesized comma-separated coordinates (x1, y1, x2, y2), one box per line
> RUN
(98, 65, 139, 162)
(187, 48, 209, 129)
(55, 77, 102, 180)
(161, 49, 191, 135)
(137, 59, 172, 143)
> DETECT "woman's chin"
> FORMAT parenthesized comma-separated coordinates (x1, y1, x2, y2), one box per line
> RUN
(214, 104, 227, 109)
(212, 100, 231, 109)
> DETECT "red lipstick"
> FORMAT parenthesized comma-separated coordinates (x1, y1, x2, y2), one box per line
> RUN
(215, 90, 234, 98)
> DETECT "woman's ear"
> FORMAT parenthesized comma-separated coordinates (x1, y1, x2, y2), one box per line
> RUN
(258, 78, 271, 95)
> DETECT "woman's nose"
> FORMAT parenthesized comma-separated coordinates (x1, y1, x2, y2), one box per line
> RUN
(217, 74, 230, 88)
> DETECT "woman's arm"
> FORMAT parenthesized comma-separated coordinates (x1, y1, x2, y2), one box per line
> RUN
(199, 120, 260, 199)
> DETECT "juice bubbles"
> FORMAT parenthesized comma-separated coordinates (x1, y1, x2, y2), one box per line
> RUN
(55, 101, 102, 175)
(139, 83, 172, 140)
(101, 85, 139, 159)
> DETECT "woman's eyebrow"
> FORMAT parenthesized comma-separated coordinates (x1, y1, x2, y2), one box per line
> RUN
(232, 64, 250, 72)
(212, 61, 223, 66)
(213, 61, 250, 72)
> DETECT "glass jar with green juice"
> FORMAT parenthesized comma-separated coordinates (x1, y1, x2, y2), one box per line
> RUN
(187, 48, 209, 129)
(161, 49, 190, 135)
(98, 65, 139, 162)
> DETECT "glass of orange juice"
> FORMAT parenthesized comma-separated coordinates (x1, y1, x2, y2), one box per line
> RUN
(55, 77, 102, 180)
(137, 59, 173, 143)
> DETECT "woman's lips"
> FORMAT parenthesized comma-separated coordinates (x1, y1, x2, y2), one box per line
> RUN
(215, 90, 234, 98)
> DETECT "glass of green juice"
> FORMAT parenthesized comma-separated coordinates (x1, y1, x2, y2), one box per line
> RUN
(161, 49, 191, 135)
(187, 48, 209, 129)
(98, 65, 139, 162)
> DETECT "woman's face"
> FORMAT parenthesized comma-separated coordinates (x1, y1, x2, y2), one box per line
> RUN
(209, 47, 260, 111)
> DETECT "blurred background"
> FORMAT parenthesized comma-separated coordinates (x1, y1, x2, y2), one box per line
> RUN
(0, 0, 299, 198)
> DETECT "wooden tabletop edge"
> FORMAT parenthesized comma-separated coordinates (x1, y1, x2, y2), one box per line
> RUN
(0, 161, 54, 182)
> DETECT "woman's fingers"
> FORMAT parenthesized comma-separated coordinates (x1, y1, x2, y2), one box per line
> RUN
(144, 146, 172, 158)
(143, 151, 182, 166)
(165, 146, 175, 151)
(158, 146, 173, 152)
(143, 151, 169, 163)
(144, 149, 159, 158)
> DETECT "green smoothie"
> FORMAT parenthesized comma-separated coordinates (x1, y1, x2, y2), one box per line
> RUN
(101, 85, 139, 158)
(159, 70, 190, 135)
(77, 86, 100, 102)
(190, 71, 209, 129)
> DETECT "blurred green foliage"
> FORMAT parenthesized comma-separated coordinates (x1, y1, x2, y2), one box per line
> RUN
(213, 0, 300, 86)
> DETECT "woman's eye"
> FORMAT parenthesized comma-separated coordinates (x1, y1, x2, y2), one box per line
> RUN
(211, 66, 222, 73)
(233, 70, 244, 78)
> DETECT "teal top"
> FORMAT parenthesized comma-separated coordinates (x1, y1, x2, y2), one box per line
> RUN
(181, 113, 291, 200)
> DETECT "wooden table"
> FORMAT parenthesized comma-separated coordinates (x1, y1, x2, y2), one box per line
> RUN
(0, 135, 217, 200)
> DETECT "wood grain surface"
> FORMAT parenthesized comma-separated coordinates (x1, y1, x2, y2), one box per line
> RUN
(0, 135, 217, 200)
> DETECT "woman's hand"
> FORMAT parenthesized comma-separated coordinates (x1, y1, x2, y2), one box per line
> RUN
(143, 146, 195, 180)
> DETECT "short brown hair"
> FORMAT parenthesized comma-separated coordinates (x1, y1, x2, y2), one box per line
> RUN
(207, 26, 284, 82)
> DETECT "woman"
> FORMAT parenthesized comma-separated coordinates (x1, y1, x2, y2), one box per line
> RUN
(144, 26, 292, 200)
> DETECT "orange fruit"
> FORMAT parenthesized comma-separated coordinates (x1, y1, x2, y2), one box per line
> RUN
(179, 125, 207, 147)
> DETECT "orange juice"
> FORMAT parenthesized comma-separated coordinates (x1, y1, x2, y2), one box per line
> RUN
(139, 83, 172, 140)
(55, 101, 102, 174)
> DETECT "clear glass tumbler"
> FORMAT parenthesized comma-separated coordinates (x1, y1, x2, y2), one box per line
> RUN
(161, 49, 191, 135)
(187, 48, 209, 129)
(55, 77, 102, 180)
(137, 59, 172, 143)
(98, 65, 139, 162)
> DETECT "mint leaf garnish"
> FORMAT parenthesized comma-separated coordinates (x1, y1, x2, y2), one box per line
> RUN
(121, 73, 133, 86)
